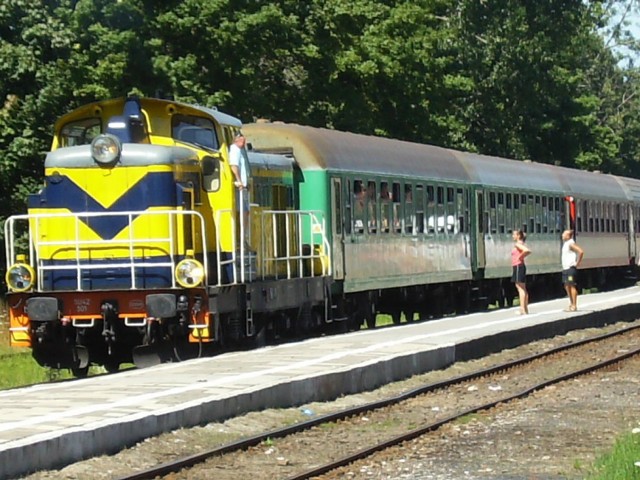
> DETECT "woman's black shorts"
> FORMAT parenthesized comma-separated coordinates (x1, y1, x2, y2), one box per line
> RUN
(511, 264, 526, 284)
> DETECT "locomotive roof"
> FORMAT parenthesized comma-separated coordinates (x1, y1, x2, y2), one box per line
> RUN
(54, 97, 242, 132)
(245, 122, 630, 201)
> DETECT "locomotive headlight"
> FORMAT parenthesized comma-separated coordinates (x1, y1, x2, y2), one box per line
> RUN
(6, 261, 35, 292)
(91, 134, 121, 164)
(175, 259, 205, 288)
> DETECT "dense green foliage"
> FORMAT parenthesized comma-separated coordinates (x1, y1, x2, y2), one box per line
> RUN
(2, 0, 640, 262)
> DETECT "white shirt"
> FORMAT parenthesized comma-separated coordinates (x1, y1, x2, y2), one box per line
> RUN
(562, 238, 578, 270)
(228, 144, 248, 187)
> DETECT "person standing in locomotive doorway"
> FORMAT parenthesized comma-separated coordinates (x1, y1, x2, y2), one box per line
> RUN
(229, 132, 251, 248)
(511, 229, 531, 315)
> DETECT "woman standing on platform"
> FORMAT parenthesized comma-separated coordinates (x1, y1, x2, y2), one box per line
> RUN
(511, 229, 532, 315)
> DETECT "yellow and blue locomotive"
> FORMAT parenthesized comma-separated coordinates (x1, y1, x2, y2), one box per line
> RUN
(4, 97, 331, 375)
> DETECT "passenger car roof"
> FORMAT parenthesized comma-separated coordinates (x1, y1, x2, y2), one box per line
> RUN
(245, 122, 632, 200)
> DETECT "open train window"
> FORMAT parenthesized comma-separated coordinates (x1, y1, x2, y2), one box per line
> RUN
(415, 185, 425, 234)
(366, 181, 377, 234)
(404, 184, 414, 234)
(353, 180, 365, 234)
(380, 181, 391, 233)
(392, 182, 401, 233)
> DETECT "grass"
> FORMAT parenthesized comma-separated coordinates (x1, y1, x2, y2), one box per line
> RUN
(585, 429, 640, 479)
(0, 302, 75, 389)
(0, 350, 73, 388)
(374, 312, 417, 328)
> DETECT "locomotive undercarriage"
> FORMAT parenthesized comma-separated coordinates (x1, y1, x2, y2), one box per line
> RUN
(24, 290, 210, 376)
(22, 275, 333, 376)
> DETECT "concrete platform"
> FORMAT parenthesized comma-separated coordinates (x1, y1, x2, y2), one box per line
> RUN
(1, 287, 639, 479)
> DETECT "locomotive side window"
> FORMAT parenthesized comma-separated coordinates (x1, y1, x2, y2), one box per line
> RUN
(202, 155, 221, 192)
(59, 117, 102, 147)
(172, 115, 219, 150)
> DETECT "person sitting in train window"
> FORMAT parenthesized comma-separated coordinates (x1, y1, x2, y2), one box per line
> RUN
(367, 181, 377, 231)
(392, 183, 402, 232)
(405, 185, 414, 233)
(405, 185, 413, 203)
(380, 182, 391, 200)
(353, 181, 365, 233)
(380, 182, 391, 231)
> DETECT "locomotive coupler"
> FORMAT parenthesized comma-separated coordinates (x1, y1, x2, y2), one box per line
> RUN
(101, 301, 118, 353)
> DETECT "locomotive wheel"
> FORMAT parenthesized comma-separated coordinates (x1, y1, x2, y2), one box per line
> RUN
(71, 365, 89, 378)
(250, 319, 267, 348)
(132, 344, 170, 368)
(364, 309, 376, 329)
(70, 346, 90, 377)
(403, 310, 416, 322)
(346, 312, 361, 331)
(104, 361, 120, 374)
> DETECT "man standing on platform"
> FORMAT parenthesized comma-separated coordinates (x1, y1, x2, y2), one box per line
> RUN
(561, 229, 584, 311)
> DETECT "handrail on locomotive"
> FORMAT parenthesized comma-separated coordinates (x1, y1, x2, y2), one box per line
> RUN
(5, 208, 331, 289)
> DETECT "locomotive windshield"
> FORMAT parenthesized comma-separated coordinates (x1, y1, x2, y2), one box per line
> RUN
(59, 117, 102, 147)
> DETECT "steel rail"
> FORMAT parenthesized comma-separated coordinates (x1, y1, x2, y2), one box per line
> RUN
(114, 323, 640, 480)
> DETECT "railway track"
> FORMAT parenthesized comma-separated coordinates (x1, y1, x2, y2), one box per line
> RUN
(113, 323, 640, 480)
